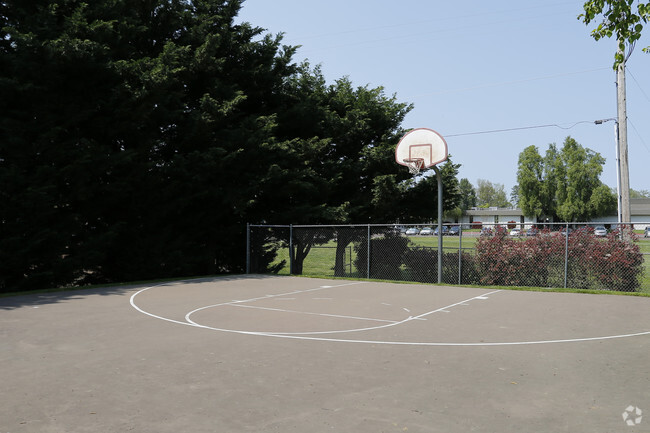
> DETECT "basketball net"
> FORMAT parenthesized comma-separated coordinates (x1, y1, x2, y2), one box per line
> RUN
(403, 158, 424, 175)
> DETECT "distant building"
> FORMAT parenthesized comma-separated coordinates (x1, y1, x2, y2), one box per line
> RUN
(461, 207, 535, 228)
(458, 198, 650, 229)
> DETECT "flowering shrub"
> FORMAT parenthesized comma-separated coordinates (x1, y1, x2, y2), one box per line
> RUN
(475, 226, 644, 291)
(567, 228, 643, 291)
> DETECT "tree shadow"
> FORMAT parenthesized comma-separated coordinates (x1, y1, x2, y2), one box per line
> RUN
(0, 274, 279, 310)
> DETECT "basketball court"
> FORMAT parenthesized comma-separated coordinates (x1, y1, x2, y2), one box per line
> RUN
(2, 275, 650, 432)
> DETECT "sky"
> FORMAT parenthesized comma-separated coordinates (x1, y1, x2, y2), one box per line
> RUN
(236, 0, 650, 197)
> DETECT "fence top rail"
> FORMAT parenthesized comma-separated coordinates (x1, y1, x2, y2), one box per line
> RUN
(250, 222, 650, 228)
(248, 224, 292, 228)
(249, 224, 403, 228)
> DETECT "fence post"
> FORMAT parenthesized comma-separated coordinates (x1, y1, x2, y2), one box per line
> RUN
(246, 223, 250, 274)
(433, 166, 443, 284)
(348, 245, 352, 277)
(458, 225, 463, 284)
(289, 224, 294, 275)
(366, 225, 371, 279)
(564, 223, 569, 289)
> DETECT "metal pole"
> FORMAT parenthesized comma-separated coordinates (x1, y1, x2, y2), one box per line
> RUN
(595, 118, 622, 225)
(246, 223, 250, 274)
(348, 245, 352, 277)
(367, 225, 371, 279)
(433, 165, 443, 284)
(564, 223, 569, 289)
(289, 224, 293, 275)
(458, 225, 462, 284)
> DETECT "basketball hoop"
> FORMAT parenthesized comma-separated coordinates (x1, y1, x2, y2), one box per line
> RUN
(395, 128, 448, 175)
(403, 158, 424, 175)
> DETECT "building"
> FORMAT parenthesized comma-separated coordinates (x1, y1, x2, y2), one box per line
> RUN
(459, 198, 650, 229)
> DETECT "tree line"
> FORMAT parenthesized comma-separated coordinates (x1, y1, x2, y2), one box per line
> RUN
(1, 1, 632, 291)
(0, 0, 461, 291)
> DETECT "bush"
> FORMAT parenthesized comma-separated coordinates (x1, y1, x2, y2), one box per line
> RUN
(354, 232, 410, 280)
(402, 248, 481, 285)
(566, 228, 643, 291)
(475, 227, 644, 291)
(475, 229, 551, 287)
(403, 247, 438, 283)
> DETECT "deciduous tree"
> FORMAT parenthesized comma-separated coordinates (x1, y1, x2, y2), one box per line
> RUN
(580, 0, 649, 67)
(517, 146, 545, 218)
(516, 137, 617, 222)
(476, 179, 511, 208)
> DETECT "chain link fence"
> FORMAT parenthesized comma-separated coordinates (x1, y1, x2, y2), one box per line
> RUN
(247, 222, 650, 293)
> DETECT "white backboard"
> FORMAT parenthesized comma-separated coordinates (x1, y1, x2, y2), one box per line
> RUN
(395, 128, 448, 169)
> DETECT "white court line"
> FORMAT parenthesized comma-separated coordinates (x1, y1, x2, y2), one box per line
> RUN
(132, 281, 502, 337)
(130, 279, 367, 329)
(186, 289, 503, 336)
(408, 290, 502, 321)
(183, 281, 367, 321)
(228, 303, 398, 323)
(130, 279, 650, 346)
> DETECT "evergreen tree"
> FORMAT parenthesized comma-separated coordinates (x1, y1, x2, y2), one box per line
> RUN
(1, 1, 431, 289)
(0, 0, 297, 289)
(458, 178, 477, 212)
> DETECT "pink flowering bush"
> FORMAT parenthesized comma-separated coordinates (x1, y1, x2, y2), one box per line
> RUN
(475, 226, 644, 291)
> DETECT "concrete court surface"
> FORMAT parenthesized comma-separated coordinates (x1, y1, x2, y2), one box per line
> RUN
(1, 274, 650, 433)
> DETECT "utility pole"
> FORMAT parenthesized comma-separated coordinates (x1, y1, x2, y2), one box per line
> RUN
(616, 45, 631, 224)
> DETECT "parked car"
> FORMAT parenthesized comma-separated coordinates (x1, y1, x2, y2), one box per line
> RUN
(434, 226, 449, 236)
(509, 228, 522, 236)
(419, 227, 434, 235)
(448, 226, 460, 236)
(405, 227, 420, 236)
(593, 226, 608, 237)
(560, 227, 573, 236)
(526, 227, 539, 236)
(480, 227, 493, 236)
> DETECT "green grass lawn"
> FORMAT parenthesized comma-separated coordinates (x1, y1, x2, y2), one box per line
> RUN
(408, 234, 477, 250)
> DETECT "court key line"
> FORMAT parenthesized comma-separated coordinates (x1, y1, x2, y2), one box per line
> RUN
(233, 289, 503, 336)
(130, 279, 367, 329)
(133, 280, 503, 337)
(130, 280, 650, 346)
(228, 303, 398, 323)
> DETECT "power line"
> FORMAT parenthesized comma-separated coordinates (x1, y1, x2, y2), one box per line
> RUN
(628, 118, 650, 154)
(627, 67, 650, 105)
(444, 120, 601, 137)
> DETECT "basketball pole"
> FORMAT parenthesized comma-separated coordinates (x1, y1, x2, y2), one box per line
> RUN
(433, 165, 443, 284)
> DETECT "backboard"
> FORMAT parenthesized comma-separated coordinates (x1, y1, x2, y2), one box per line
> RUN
(395, 128, 448, 172)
